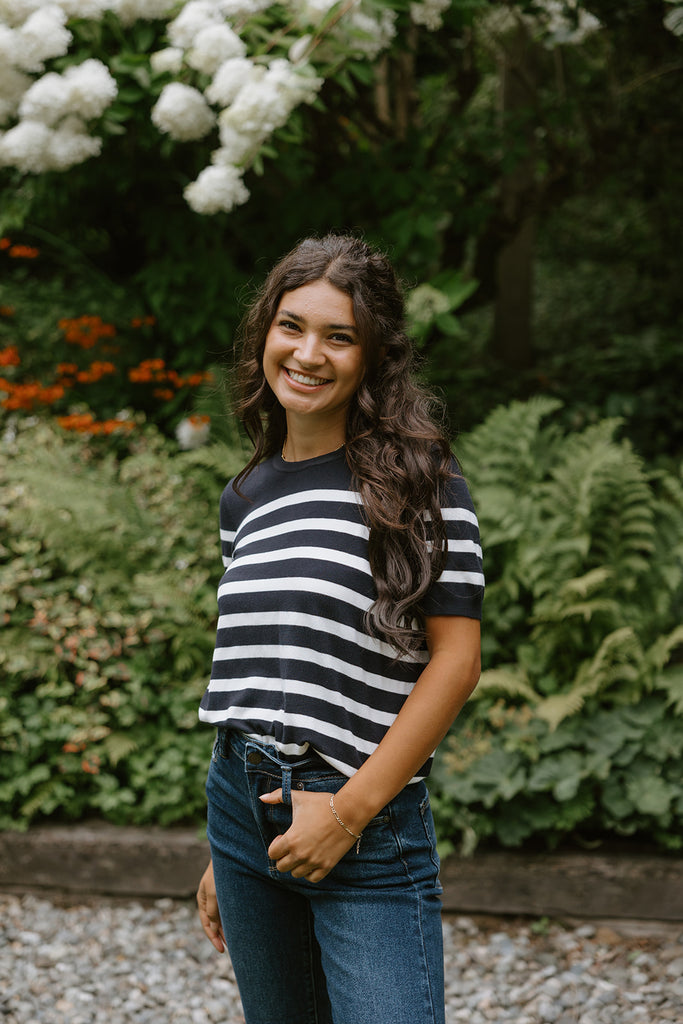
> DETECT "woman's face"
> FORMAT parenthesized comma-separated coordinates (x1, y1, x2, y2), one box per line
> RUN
(263, 279, 366, 431)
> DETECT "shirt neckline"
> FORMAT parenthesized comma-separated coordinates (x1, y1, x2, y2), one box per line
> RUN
(272, 447, 347, 473)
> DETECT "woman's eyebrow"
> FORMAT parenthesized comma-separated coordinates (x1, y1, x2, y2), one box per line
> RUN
(278, 308, 357, 332)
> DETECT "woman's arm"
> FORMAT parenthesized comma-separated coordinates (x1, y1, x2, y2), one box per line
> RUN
(263, 615, 481, 882)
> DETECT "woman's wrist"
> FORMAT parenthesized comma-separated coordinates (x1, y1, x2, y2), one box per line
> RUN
(332, 779, 383, 837)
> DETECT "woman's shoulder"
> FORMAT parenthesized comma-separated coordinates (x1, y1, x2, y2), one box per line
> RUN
(441, 453, 477, 513)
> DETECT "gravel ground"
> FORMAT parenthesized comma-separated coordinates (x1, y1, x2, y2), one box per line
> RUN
(0, 893, 681, 1024)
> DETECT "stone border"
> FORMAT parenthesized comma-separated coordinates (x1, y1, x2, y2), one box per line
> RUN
(1, 824, 681, 921)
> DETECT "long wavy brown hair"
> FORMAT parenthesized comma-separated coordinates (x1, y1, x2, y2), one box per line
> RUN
(232, 234, 454, 655)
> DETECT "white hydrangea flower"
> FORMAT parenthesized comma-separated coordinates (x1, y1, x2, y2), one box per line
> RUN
(109, 0, 174, 26)
(184, 163, 250, 214)
(218, 0, 272, 17)
(59, 0, 110, 18)
(0, 26, 18, 70)
(167, 0, 223, 49)
(15, 6, 72, 73)
(150, 47, 185, 75)
(46, 115, 103, 170)
(410, 0, 450, 32)
(62, 59, 117, 120)
(186, 23, 247, 75)
(345, 9, 396, 58)
(18, 60, 116, 128)
(0, 0, 43, 29)
(215, 117, 263, 163)
(206, 57, 256, 107)
(19, 72, 70, 127)
(265, 58, 323, 106)
(151, 82, 216, 141)
(0, 119, 52, 173)
(0, 67, 31, 127)
(221, 75, 291, 136)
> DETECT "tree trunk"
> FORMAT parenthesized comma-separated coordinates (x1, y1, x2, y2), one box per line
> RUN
(492, 23, 538, 371)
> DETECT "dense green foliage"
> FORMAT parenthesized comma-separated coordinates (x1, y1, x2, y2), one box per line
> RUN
(431, 397, 683, 852)
(2, 404, 682, 850)
(0, 419, 243, 828)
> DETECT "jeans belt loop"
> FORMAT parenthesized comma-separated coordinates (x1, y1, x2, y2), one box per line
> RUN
(281, 765, 292, 806)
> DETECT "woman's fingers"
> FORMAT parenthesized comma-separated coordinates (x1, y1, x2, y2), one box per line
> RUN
(196, 861, 226, 954)
(259, 788, 283, 804)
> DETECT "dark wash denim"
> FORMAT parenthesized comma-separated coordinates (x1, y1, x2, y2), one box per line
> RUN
(205, 729, 445, 1024)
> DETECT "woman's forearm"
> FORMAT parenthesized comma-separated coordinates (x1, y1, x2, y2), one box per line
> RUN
(333, 616, 481, 834)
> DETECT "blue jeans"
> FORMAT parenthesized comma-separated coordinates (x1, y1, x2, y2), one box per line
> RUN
(206, 729, 445, 1024)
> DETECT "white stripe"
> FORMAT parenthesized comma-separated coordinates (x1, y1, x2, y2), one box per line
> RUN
(447, 538, 483, 559)
(220, 528, 236, 543)
(212, 643, 414, 696)
(221, 556, 232, 568)
(442, 507, 479, 526)
(439, 570, 486, 586)
(215, 610, 427, 664)
(232, 546, 372, 577)
(234, 516, 369, 553)
(205, 675, 398, 726)
(234, 489, 362, 544)
(217, 575, 373, 613)
(200, 706, 377, 757)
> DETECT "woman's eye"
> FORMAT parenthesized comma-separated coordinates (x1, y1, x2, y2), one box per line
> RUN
(279, 319, 300, 331)
(331, 333, 354, 344)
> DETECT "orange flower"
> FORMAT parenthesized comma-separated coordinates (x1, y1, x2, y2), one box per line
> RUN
(0, 237, 11, 250)
(62, 741, 86, 754)
(153, 388, 174, 401)
(81, 757, 100, 775)
(56, 362, 79, 375)
(0, 305, 15, 317)
(57, 412, 95, 432)
(8, 244, 40, 259)
(57, 412, 135, 436)
(131, 315, 156, 327)
(59, 315, 116, 349)
(0, 345, 20, 366)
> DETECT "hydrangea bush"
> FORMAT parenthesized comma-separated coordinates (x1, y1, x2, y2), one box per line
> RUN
(0, 0, 413, 214)
(0, 0, 651, 216)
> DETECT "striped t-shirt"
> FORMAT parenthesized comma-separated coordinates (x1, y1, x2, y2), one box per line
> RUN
(199, 448, 484, 779)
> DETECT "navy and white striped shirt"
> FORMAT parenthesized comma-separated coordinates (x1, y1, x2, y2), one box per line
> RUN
(199, 448, 484, 779)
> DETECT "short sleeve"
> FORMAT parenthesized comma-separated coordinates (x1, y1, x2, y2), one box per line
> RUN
(218, 479, 240, 570)
(421, 466, 484, 620)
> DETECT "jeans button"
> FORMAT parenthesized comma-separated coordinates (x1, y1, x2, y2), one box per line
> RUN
(296, 782, 304, 790)
(247, 750, 262, 765)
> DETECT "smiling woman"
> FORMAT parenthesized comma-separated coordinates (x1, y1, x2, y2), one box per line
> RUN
(195, 234, 484, 1024)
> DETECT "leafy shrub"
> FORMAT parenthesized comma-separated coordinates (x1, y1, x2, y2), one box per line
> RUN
(432, 398, 683, 853)
(0, 417, 246, 828)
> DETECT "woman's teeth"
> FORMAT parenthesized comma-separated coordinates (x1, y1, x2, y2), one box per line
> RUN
(286, 369, 330, 386)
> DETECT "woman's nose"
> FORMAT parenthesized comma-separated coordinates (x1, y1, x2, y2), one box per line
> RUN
(294, 332, 325, 366)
